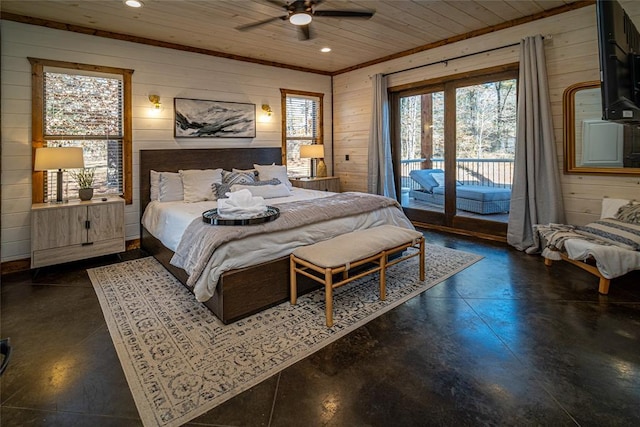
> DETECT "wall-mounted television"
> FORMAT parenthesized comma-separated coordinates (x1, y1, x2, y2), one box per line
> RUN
(597, 0, 640, 123)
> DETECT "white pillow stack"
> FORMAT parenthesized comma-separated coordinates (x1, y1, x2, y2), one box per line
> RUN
(149, 164, 294, 203)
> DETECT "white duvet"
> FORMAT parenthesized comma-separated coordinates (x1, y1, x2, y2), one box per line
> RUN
(141, 188, 414, 301)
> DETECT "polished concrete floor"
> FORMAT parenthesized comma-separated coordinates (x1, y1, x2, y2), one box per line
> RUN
(1, 229, 639, 426)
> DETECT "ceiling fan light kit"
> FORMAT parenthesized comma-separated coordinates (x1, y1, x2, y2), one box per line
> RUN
(290, 13, 312, 26)
(236, 0, 374, 41)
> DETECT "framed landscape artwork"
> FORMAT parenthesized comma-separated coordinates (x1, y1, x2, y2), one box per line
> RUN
(174, 98, 256, 138)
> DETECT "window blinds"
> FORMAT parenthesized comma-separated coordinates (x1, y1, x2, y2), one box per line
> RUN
(285, 96, 319, 141)
(42, 70, 124, 197)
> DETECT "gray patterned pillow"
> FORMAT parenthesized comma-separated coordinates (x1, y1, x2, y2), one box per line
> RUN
(212, 182, 232, 199)
(615, 202, 640, 224)
(213, 178, 281, 199)
(222, 170, 255, 185)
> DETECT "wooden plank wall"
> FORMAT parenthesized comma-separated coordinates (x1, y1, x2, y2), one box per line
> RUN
(3, 3, 640, 263)
(0, 20, 331, 263)
(333, 3, 640, 226)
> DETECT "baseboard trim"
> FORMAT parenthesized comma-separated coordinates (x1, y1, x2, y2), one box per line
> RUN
(1, 259, 31, 275)
(1, 238, 141, 275)
(412, 221, 508, 244)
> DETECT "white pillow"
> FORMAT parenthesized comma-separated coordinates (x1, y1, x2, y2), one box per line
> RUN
(600, 198, 636, 219)
(231, 183, 292, 199)
(158, 172, 183, 202)
(253, 164, 292, 188)
(430, 172, 445, 187)
(150, 170, 161, 201)
(179, 169, 223, 202)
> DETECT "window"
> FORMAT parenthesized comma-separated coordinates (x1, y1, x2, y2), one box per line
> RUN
(30, 58, 133, 204)
(280, 89, 323, 177)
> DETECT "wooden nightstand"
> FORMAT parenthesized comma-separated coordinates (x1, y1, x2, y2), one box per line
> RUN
(31, 197, 125, 268)
(291, 176, 340, 192)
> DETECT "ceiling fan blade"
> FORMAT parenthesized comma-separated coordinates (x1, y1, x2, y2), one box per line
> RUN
(313, 10, 374, 19)
(298, 24, 311, 41)
(265, 0, 288, 8)
(235, 16, 287, 31)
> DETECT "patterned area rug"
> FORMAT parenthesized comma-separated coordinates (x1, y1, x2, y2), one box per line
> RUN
(88, 245, 482, 427)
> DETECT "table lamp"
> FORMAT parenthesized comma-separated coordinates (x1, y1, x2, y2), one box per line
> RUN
(34, 146, 85, 203)
(300, 144, 327, 178)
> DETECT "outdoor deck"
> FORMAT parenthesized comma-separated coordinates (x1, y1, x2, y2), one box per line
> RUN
(400, 157, 511, 224)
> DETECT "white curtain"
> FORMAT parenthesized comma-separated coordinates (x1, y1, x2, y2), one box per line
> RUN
(368, 74, 397, 198)
(508, 35, 565, 252)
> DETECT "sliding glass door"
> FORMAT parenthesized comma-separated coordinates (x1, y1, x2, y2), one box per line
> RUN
(392, 66, 518, 237)
(398, 89, 445, 215)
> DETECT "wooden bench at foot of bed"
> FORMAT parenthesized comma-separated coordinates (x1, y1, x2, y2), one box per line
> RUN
(290, 225, 425, 327)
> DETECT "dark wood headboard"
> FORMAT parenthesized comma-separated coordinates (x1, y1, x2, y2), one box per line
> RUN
(139, 147, 282, 229)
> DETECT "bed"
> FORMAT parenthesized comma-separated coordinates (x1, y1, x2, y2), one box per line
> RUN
(409, 168, 511, 214)
(534, 198, 640, 294)
(139, 148, 414, 324)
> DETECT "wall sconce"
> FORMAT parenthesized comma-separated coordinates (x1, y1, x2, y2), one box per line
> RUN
(149, 94, 161, 110)
(148, 94, 163, 116)
(260, 104, 273, 122)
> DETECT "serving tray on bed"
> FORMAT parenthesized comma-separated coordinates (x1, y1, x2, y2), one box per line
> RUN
(202, 206, 280, 226)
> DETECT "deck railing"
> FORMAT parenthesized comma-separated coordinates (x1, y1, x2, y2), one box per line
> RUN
(401, 158, 514, 190)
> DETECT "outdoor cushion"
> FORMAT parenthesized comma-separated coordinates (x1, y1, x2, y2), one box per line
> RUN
(409, 169, 444, 192)
(432, 185, 511, 202)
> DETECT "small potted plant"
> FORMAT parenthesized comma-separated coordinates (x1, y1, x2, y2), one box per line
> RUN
(70, 168, 95, 201)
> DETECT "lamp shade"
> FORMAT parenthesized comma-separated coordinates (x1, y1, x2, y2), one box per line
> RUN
(34, 147, 84, 171)
(300, 144, 325, 159)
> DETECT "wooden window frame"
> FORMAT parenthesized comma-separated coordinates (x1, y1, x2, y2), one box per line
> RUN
(29, 57, 134, 204)
(280, 88, 324, 168)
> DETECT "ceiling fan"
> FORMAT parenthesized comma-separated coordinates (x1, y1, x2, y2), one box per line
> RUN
(235, 0, 375, 40)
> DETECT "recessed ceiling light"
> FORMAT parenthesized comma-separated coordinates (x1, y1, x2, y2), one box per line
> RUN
(320, 47, 331, 53)
(124, 0, 144, 8)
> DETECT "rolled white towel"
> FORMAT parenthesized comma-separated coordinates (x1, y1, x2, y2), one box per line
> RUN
(217, 189, 267, 218)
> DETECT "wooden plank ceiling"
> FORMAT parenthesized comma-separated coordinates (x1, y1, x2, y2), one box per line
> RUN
(1, 0, 587, 74)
